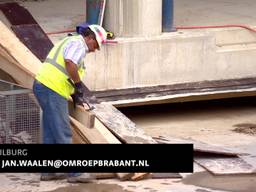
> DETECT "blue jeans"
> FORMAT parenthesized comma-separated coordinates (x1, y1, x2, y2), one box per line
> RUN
(33, 80, 71, 144)
(33, 80, 80, 177)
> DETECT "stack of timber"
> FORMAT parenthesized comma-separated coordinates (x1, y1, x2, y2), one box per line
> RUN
(0, 19, 154, 181)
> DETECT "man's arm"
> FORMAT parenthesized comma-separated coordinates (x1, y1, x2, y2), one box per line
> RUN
(65, 59, 81, 83)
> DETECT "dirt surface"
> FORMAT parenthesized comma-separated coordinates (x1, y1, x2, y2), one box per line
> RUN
(232, 123, 256, 135)
(120, 97, 256, 147)
(182, 171, 256, 192)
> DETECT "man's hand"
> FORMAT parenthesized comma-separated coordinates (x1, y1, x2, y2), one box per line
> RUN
(71, 81, 84, 108)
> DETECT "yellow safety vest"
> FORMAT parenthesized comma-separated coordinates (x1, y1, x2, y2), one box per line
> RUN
(36, 35, 85, 99)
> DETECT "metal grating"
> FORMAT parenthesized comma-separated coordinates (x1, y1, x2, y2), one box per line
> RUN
(0, 80, 40, 143)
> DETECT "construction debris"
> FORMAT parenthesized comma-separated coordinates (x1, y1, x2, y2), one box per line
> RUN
(195, 157, 256, 175)
(154, 135, 242, 156)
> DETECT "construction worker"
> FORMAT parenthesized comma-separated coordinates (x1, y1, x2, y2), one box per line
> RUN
(33, 24, 107, 182)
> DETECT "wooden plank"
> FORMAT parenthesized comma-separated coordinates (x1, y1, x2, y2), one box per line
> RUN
(131, 173, 151, 181)
(72, 125, 88, 144)
(116, 173, 134, 181)
(11, 24, 53, 62)
(0, 54, 34, 89)
(76, 81, 156, 143)
(154, 136, 241, 156)
(68, 102, 121, 144)
(195, 157, 256, 175)
(93, 103, 156, 143)
(0, 21, 40, 87)
(70, 117, 109, 144)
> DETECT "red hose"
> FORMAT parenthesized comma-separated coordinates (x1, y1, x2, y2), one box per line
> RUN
(45, 24, 256, 44)
(176, 24, 256, 33)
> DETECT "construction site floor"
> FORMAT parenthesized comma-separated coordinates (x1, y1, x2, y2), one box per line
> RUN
(1, 0, 256, 191)
(0, 97, 256, 192)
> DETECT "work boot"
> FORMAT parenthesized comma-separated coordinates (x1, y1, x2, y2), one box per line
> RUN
(67, 173, 95, 183)
(40, 173, 67, 181)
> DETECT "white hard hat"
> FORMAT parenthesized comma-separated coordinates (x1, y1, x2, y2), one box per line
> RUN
(88, 24, 107, 48)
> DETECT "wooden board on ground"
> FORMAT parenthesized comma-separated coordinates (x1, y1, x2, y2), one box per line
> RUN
(154, 136, 241, 156)
(195, 157, 256, 175)
(131, 173, 151, 181)
(93, 103, 156, 143)
(116, 173, 134, 181)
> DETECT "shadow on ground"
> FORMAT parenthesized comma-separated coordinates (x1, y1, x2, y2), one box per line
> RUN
(47, 183, 131, 192)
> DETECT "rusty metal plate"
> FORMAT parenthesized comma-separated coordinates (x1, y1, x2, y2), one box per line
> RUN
(11, 24, 53, 62)
(0, 2, 37, 25)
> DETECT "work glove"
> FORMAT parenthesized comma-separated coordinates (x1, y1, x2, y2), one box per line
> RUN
(80, 83, 98, 104)
(71, 81, 84, 108)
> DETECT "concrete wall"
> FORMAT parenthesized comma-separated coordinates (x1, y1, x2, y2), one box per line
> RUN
(104, 0, 162, 37)
(84, 28, 256, 90)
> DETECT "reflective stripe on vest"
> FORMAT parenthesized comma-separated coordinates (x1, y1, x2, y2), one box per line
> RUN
(35, 35, 85, 99)
(45, 38, 69, 77)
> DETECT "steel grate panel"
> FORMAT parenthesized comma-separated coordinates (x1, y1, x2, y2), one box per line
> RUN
(0, 80, 40, 144)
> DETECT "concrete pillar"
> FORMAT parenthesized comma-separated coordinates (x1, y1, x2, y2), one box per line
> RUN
(104, 0, 162, 37)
